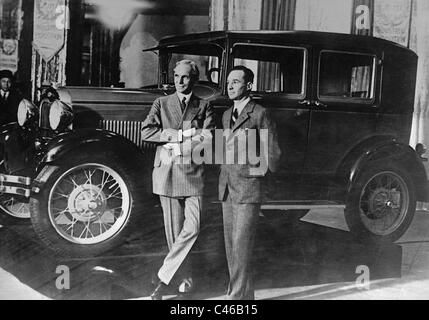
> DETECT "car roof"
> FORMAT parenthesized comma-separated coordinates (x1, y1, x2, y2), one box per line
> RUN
(149, 30, 416, 57)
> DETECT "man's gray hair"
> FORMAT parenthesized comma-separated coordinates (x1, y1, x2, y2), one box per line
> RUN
(175, 59, 200, 80)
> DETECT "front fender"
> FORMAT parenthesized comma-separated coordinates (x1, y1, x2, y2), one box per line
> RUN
(0, 123, 37, 174)
(38, 128, 146, 171)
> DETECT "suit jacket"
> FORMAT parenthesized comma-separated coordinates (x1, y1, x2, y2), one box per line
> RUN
(0, 89, 22, 126)
(219, 99, 281, 203)
(141, 93, 215, 197)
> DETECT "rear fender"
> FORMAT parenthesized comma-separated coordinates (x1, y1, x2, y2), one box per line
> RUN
(338, 137, 428, 202)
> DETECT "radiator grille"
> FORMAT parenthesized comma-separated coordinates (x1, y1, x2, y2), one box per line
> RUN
(100, 120, 147, 148)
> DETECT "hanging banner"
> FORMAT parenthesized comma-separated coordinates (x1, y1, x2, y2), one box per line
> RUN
(351, 0, 373, 35)
(33, 0, 67, 62)
(0, 39, 19, 72)
(373, 0, 412, 47)
(1, 0, 23, 40)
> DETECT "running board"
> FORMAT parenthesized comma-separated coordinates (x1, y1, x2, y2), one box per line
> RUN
(211, 200, 345, 210)
(261, 204, 345, 210)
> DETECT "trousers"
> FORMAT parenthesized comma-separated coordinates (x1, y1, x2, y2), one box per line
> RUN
(222, 191, 260, 300)
(157, 195, 202, 285)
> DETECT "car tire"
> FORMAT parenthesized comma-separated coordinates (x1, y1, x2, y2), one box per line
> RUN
(345, 161, 416, 243)
(29, 152, 147, 258)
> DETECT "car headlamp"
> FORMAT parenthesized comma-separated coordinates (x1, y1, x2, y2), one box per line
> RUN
(17, 99, 39, 127)
(49, 100, 73, 131)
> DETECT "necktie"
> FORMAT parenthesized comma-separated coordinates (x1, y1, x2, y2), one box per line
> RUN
(181, 97, 187, 112)
(231, 108, 239, 127)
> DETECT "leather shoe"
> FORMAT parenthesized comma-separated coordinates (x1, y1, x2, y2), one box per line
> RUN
(150, 281, 168, 300)
(177, 278, 194, 299)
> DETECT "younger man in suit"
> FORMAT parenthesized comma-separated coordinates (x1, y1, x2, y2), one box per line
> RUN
(141, 60, 215, 300)
(219, 66, 281, 300)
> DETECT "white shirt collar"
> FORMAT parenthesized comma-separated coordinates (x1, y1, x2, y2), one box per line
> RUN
(0, 90, 9, 98)
(233, 97, 251, 116)
(177, 92, 192, 105)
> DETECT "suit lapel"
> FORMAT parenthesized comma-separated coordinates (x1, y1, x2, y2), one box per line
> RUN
(232, 100, 256, 132)
(180, 95, 199, 129)
(224, 107, 233, 130)
(168, 94, 183, 128)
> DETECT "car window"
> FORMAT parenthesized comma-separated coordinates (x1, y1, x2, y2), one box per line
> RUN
(232, 44, 306, 95)
(167, 53, 220, 86)
(319, 51, 375, 100)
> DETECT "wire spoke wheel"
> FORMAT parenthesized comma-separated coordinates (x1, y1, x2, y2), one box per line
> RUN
(0, 194, 30, 219)
(48, 163, 131, 245)
(359, 171, 409, 236)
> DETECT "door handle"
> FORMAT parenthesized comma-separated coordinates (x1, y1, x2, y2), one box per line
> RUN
(298, 99, 311, 106)
(314, 100, 328, 108)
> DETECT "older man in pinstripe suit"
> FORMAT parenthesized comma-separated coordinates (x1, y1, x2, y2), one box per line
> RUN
(141, 60, 215, 300)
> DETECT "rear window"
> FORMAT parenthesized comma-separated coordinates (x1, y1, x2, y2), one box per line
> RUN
(318, 51, 376, 100)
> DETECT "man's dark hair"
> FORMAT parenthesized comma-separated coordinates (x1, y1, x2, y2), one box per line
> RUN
(229, 66, 254, 84)
(0, 69, 13, 81)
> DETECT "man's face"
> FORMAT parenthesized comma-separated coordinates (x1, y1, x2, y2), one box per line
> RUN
(0, 78, 11, 92)
(174, 64, 196, 95)
(227, 70, 252, 101)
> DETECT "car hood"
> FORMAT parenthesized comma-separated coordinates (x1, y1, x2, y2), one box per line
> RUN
(57, 84, 221, 106)
(57, 86, 166, 106)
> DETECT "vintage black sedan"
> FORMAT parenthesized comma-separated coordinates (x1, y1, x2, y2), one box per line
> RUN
(0, 30, 427, 257)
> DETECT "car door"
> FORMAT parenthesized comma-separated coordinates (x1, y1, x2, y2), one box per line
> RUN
(304, 47, 382, 182)
(229, 42, 312, 199)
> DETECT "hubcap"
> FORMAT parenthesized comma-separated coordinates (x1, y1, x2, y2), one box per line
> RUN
(48, 163, 131, 245)
(68, 185, 107, 222)
(359, 171, 409, 236)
